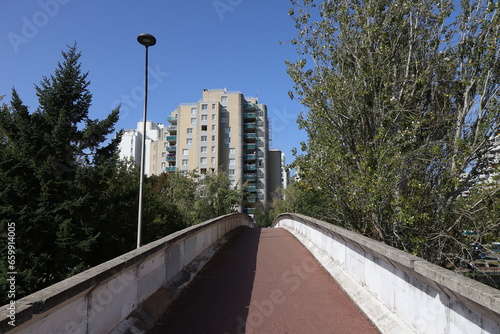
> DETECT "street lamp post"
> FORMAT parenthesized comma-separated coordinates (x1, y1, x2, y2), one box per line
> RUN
(137, 33, 156, 249)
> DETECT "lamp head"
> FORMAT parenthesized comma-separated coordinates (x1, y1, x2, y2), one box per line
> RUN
(137, 33, 156, 47)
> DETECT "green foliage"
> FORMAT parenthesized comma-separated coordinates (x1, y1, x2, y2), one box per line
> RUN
(286, 0, 500, 265)
(149, 170, 243, 226)
(0, 45, 246, 305)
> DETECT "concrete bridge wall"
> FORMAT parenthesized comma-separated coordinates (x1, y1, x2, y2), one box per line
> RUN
(1, 213, 253, 334)
(273, 213, 500, 334)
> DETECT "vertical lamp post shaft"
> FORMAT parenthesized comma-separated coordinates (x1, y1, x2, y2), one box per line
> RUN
(137, 34, 156, 249)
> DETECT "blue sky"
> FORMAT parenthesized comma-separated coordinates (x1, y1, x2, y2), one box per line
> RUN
(1, 0, 307, 165)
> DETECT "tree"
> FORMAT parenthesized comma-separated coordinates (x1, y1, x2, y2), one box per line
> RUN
(0, 45, 121, 301)
(194, 171, 243, 222)
(286, 0, 499, 265)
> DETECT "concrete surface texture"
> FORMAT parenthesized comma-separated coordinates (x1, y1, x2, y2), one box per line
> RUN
(149, 227, 379, 333)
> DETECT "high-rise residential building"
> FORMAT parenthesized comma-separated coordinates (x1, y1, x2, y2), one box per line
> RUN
(119, 88, 284, 214)
(163, 88, 273, 214)
(119, 121, 164, 176)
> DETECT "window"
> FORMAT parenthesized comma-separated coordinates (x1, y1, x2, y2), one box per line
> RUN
(211, 146, 216, 153)
(201, 136, 207, 142)
(221, 96, 227, 102)
(229, 148, 235, 155)
(191, 118, 196, 124)
(229, 158, 235, 165)
(229, 169, 235, 175)
(225, 138, 231, 144)
(211, 157, 215, 164)
(212, 103, 216, 110)
(187, 128, 193, 134)
(212, 114, 216, 121)
(182, 159, 188, 166)
(201, 125, 207, 131)
(201, 115, 208, 121)
(225, 127, 231, 133)
(202, 104, 208, 110)
(186, 138, 193, 145)
(200, 157, 207, 164)
(212, 125, 216, 131)
(182, 149, 189, 155)
(221, 117, 228, 123)
(212, 135, 216, 142)
(201, 146, 207, 153)
(191, 107, 197, 114)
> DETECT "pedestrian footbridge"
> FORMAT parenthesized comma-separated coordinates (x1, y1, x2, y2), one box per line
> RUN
(2, 213, 499, 333)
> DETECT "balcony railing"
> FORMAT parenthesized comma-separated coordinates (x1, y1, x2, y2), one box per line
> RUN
(244, 173, 256, 181)
(244, 164, 256, 171)
(244, 133, 256, 140)
(164, 166, 176, 172)
(167, 116, 177, 124)
(244, 154, 256, 161)
(166, 146, 176, 152)
(166, 136, 177, 142)
(243, 123, 256, 130)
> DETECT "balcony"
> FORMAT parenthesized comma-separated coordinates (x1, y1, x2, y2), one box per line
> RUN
(246, 195, 257, 203)
(167, 136, 177, 143)
(167, 116, 177, 124)
(243, 113, 256, 120)
(164, 166, 176, 172)
(167, 125, 177, 134)
(243, 103, 256, 110)
(165, 156, 176, 162)
(244, 154, 256, 161)
(243, 123, 256, 131)
(166, 146, 176, 152)
(244, 133, 256, 141)
(246, 186, 257, 192)
(244, 164, 256, 171)
(244, 173, 256, 181)
(244, 143, 256, 151)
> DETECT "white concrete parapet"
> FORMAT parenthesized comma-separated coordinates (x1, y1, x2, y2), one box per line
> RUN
(1, 213, 254, 334)
(273, 213, 500, 334)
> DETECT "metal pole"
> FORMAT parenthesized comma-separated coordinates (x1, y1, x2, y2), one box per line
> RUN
(137, 45, 149, 249)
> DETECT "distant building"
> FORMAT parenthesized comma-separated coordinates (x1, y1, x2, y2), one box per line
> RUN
(118, 88, 286, 214)
(118, 121, 164, 176)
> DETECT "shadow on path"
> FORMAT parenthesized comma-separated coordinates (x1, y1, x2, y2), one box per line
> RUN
(149, 226, 260, 334)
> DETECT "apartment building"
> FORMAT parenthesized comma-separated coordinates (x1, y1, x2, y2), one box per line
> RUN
(163, 89, 272, 213)
(119, 121, 164, 176)
(119, 88, 284, 214)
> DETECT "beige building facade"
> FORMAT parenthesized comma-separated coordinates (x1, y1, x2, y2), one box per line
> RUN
(119, 88, 283, 214)
(155, 89, 271, 213)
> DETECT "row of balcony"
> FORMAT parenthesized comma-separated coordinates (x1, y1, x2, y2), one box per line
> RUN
(162, 166, 176, 172)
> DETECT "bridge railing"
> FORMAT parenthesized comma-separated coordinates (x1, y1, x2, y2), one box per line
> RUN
(1, 213, 254, 334)
(273, 213, 500, 334)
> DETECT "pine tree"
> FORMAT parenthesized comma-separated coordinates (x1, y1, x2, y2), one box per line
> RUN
(0, 45, 120, 302)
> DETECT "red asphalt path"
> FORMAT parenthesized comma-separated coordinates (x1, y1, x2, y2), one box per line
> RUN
(149, 227, 380, 334)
